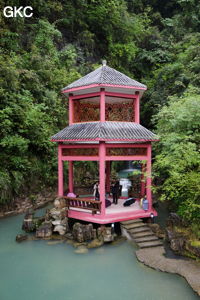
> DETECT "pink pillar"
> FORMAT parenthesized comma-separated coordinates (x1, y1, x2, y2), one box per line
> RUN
(140, 162, 146, 197)
(69, 94, 74, 125)
(68, 161, 74, 193)
(106, 161, 111, 193)
(135, 94, 140, 123)
(58, 144, 63, 196)
(99, 142, 106, 216)
(146, 144, 152, 210)
(100, 88, 105, 122)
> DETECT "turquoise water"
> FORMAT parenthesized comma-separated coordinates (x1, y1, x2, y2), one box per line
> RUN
(0, 212, 199, 300)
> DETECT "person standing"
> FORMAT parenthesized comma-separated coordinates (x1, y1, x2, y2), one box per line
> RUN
(111, 180, 120, 204)
(93, 182, 100, 200)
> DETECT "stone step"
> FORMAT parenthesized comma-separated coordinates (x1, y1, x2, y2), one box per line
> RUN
(134, 236, 159, 243)
(137, 240, 163, 249)
(121, 219, 142, 225)
(129, 226, 152, 234)
(122, 223, 147, 230)
(131, 231, 154, 238)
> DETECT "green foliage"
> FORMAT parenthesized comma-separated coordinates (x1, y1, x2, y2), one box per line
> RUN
(0, 17, 81, 204)
(154, 89, 200, 222)
(0, 0, 200, 227)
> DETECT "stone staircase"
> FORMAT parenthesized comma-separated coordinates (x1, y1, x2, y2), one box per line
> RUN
(121, 219, 163, 249)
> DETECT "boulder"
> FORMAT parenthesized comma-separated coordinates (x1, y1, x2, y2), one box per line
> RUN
(166, 228, 187, 254)
(72, 223, 84, 243)
(72, 223, 96, 243)
(36, 222, 52, 238)
(186, 243, 200, 258)
(65, 232, 74, 240)
(103, 227, 114, 242)
(16, 234, 28, 243)
(92, 229, 97, 240)
(50, 207, 67, 220)
(54, 197, 66, 209)
(76, 232, 84, 243)
(53, 225, 66, 235)
(170, 236, 186, 254)
(22, 210, 35, 232)
(148, 223, 165, 239)
(87, 238, 104, 248)
(83, 224, 93, 241)
(22, 214, 44, 232)
(49, 208, 61, 220)
(166, 229, 176, 242)
(166, 213, 182, 228)
(97, 226, 114, 242)
(45, 209, 51, 222)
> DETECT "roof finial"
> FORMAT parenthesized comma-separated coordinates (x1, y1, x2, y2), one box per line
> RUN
(102, 59, 107, 66)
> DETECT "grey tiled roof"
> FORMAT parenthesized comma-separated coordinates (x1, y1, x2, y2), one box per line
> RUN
(51, 122, 158, 141)
(62, 65, 146, 91)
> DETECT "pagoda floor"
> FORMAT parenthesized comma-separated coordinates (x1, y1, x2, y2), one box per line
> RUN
(67, 197, 157, 224)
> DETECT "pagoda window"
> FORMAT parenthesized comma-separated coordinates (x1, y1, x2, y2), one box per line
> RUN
(105, 96, 135, 122)
(73, 96, 100, 123)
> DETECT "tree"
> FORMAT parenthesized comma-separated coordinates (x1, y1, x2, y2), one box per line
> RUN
(153, 86, 200, 222)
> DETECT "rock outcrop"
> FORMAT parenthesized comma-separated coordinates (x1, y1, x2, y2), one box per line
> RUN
(72, 223, 97, 243)
(36, 222, 52, 238)
(166, 213, 200, 259)
(22, 209, 44, 232)
(19, 197, 116, 249)
(16, 234, 28, 242)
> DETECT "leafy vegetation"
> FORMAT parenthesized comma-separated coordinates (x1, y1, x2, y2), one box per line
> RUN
(0, 0, 199, 226)
(153, 88, 200, 222)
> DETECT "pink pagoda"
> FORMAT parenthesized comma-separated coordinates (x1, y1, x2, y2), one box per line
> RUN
(51, 62, 158, 224)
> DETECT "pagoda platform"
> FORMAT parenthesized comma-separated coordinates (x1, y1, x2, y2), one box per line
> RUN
(67, 197, 157, 224)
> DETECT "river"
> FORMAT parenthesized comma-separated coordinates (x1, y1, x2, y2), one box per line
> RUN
(0, 210, 199, 300)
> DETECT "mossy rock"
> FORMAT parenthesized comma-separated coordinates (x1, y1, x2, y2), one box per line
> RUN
(186, 242, 200, 259)
(87, 239, 104, 248)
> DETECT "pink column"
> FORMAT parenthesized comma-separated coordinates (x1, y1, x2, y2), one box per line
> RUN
(68, 161, 74, 193)
(100, 88, 105, 122)
(69, 93, 74, 125)
(134, 93, 140, 123)
(99, 142, 106, 216)
(58, 144, 63, 196)
(106, 161, 111, 193)
(140, 162, 146, 197)
(146, 144, 152, 210)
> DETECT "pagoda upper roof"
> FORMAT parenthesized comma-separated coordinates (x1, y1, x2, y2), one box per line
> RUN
(62, 65, 147, 93)
(51, 121, 158, 142)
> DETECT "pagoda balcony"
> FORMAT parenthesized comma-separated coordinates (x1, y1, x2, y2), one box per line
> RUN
(64, 196, 157, 224)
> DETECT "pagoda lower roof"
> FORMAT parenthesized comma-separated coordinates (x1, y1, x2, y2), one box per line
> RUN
(51, 122, 158, 142)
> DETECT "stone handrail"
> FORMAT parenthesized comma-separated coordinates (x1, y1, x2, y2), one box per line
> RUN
(63, 197, 101, 215)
